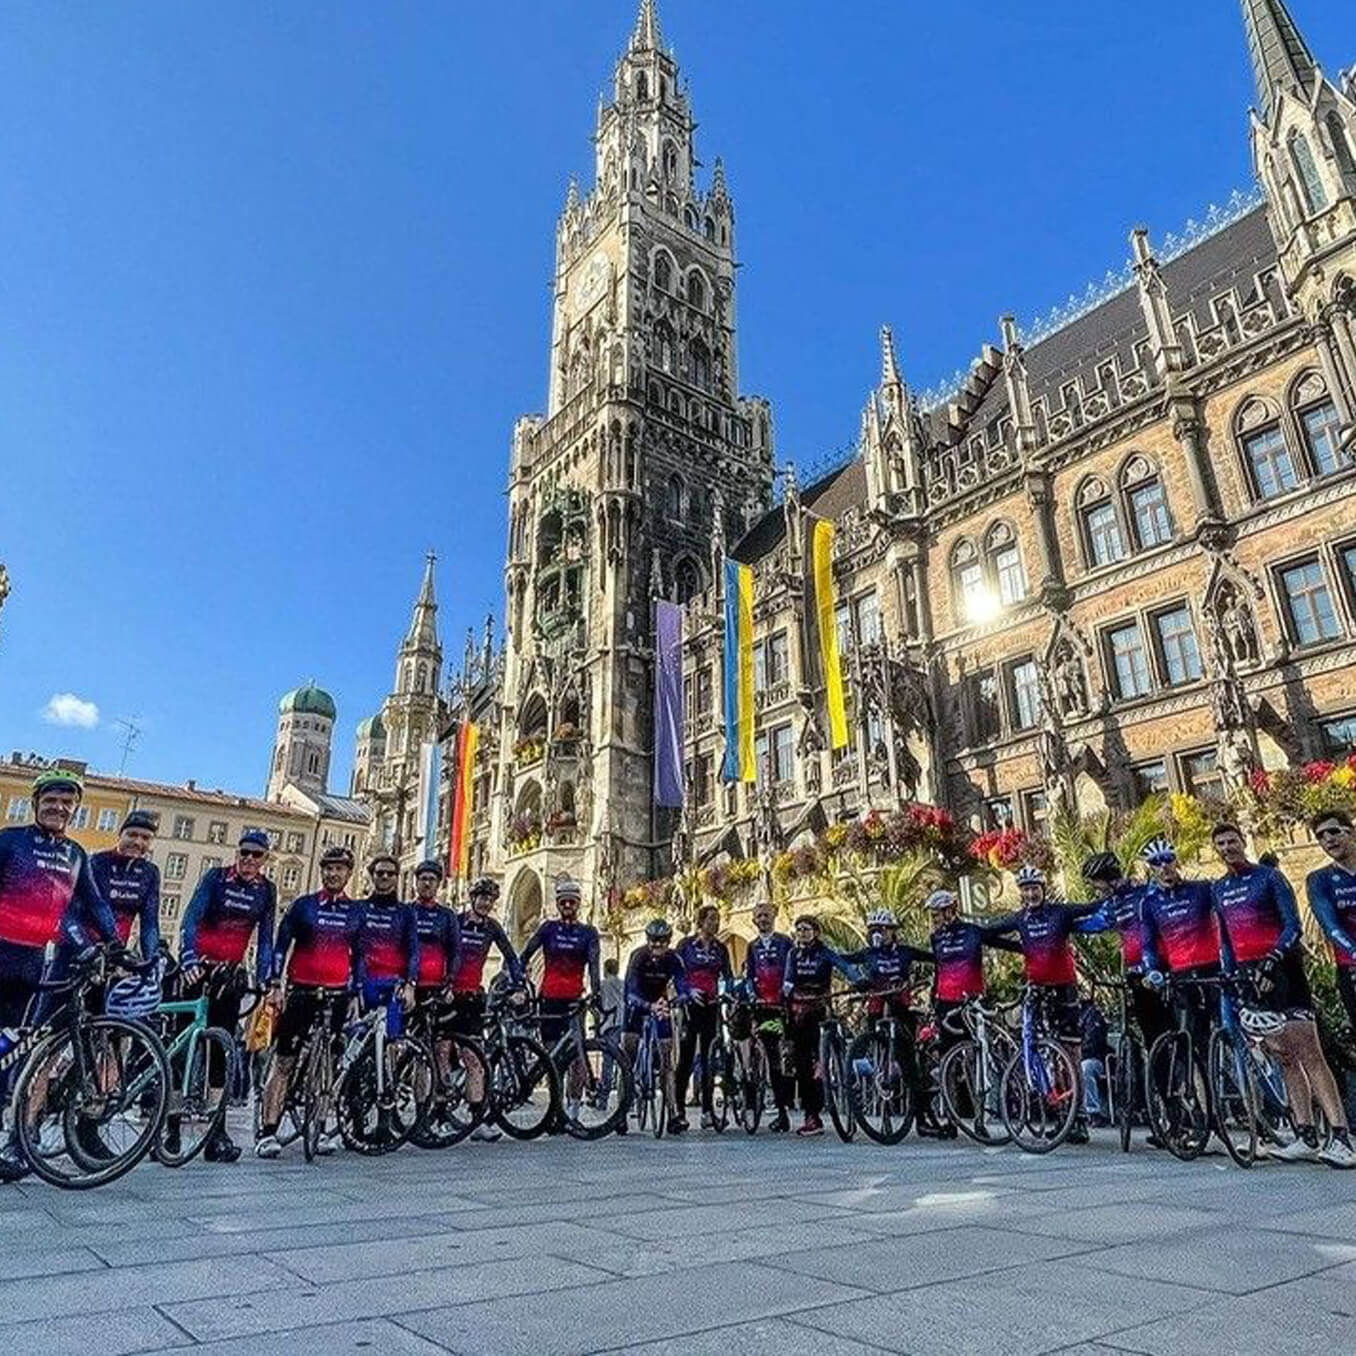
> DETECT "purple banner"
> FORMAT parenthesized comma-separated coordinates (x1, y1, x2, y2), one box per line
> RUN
(653, 600, 685, 808)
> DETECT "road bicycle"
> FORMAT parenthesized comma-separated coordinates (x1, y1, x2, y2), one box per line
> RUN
(3, 947, 170, 1190)
(845, 986, 919, 1145)
(479, 981, 560, 1139)
(728, 996, 782, 1134)
(633, 1000, 684, 1138)
(999, 985, 1080, 1153)
(1091, 974, 1149, 1156)
(937, 996, 1019, 1145)
(335, 994, 435, 1155)
(538, 993, 631, 1139)
(405, 996, 489, 1149)
(698, 992, 744, 1133)
(801, 991, 855, 1143)
(1146, 972, 1217, 1161)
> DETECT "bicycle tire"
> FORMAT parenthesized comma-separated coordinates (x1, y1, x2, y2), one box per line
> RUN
(824, 1036, 856, 1143)
(736, 1040, 764, 1134)
(156, 1025, 235, 1168)
(561, 1036, 632, 1141)
(1147, 1030, 1210, 1161)
(15, 1016, 170, 1190)
(704, 1037, 731, 1133)
(999, 1040, 1078, 1154)
(411, 1035, 488, 1149)
(652, 1036, 668, 1139)
(1113, 1032, 1137, 1155)
(938, 1040, 1009, 1146)
(491, 1033, 560, 1140)
(845, 1029, 912, 1145)
(337, 1035, 434, 1155)
(301, 1031, 334, 1163)
(1209, 1028, 1259, 1168)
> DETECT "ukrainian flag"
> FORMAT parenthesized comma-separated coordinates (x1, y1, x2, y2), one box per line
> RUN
(722, 558, 756, 782)
(805, 516, 849, 749)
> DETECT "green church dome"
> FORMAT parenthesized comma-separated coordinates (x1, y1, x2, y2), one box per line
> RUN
(279, 682, 337, 720)
(356, 713, 386, 740)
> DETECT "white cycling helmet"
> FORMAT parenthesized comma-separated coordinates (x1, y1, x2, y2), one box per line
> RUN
(1142, 837, 1177, 867)
(104, 967, 164, 1020)
(1239, 1007, 1287, 1039)
(866, 908, 896, 929)
(924, 889, 958, 912)
(1014, 864, 1046, 888)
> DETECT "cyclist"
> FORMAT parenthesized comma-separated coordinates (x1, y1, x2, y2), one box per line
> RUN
(1306, 810, 1356, 1030)
(782, 914, 858, 1138)
(453, 876, 520, 1140)
(519, 876, 600, 1127)
(743, 901, 794, 1132)
(89, 810, 161, 962)
(0, 769, 119, 1180)
(178, 827, 277, 1163)
(674, 903, 733, 1131)
(407, 858, 464, 1131)
(623, 917, 691, 1135)
(926, 888, 1020, 1051)
(356, 854, 420, 1011)
(984, 865, 1101, 1142)
(255, 845, 363, 1159)
(1210, 822, 1355, 1167)
(845, 908, 937, 1131)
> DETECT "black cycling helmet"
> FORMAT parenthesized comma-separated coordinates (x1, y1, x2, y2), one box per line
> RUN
(320, 845, 355, 867)
(121, 809, 158, 834)
(470, 876, 500, 901)
(644, 918, 672, 942)
(1081, 851, 1123, 885)
(415, 859, 444, 880)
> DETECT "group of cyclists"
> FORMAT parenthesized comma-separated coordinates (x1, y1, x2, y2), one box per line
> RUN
(3, 762, 1356, 1180)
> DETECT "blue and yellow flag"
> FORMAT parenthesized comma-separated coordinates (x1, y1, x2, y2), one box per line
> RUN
(722, 558, 756, 781)
(805, 517, 849, 749)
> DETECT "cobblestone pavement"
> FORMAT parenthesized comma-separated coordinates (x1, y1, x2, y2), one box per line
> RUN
(4, 1115, 1356, 1355)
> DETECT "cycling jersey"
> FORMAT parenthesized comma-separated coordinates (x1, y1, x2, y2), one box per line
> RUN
(986, 903, 1099, 987)
(452, 911, 520, 994)
(675, 934, 732, 1001)
(624, 946, 690, 1010)
(1212, 863, 1300, 965)
(1307, 863, 1356, 967)
(1093, 882, 1149, 971)
(89, 851, 161, 958)
(930, 920, 1019, 1002)
(413, 904, 461, 989)
(782, 940, 857, 999)
(520, 919, 600, 1000)
(181, 866, 276, 983)
(356, 895, 420, 985)
(1140, 879, 1220, 974)
(274, 891, 363, 989)
(745, 931, 792, 1005)
(0, 825, 117, 953)
(844, 941, 930, 992)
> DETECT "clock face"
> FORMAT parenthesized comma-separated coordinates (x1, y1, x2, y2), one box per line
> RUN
(575, 253, 610, 314)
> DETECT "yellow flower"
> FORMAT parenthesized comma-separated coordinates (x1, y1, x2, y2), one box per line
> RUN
(1333, 766, 1356, 788)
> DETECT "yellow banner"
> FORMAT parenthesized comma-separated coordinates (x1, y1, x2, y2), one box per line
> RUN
(813, 520, 849, 749)
(736, 563, 756, 780)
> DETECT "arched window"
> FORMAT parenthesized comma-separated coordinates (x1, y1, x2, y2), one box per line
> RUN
(1119, 455, 1173, 550)
(688, 483, 705, 527)
(661, 141, 678, 184)
(1077, 475, 1126, 568)
(1290, 131, 1328, 214)
(417, 662, 428, 692)
(1236, 397, 1299, 500)
(675, 558, 701, 603)
(704, 217, 716, 240)
(655, 320, 674, 372)
(1290, 369, 1349, 477)
(635, 71, 648, 102)
(949, 538, 988, 623)
(647, 380, 662, 407)
(666, 473, 685, 520)
(687, 270, 706, 311)
(653, 252, 673, 292)
(1328, 113, 1356, 184)
(669, 389, 684, 420)
(983, 522, 1026, 606)
(684, 206, 699, 230)
(690, 338, 711, 389)
(1174, 319, 1197, 368)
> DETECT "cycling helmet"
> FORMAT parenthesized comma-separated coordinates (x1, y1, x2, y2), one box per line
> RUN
(1239, 1007, 1287, 1039)
(555, 876, 582, 902)
(104, 958, 165, 1020)
(414, 858, 444, 879)
(865, 908, 896, 928)
(469, 875, 500, 901)
(32, 768, 84, 800)
(121, 809, 158, 834)
(1014, 864, 1046, 888)
(240, 829, 270, 850)
(1142, 837, 1177, 867)
(644, 918, 673, 942)
(1081, 851, 1122, 885)
(924, 889, 958, 912)
(320, 845, 355, 867)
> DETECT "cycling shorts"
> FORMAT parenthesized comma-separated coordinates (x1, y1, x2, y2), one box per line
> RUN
(538, 996, 577, 1047)
(1032, 982, 1080, 1041)
(276, 985, 348, 1060)
(1246, 950, 1313, 1019)
(449, 990, 487, 1040)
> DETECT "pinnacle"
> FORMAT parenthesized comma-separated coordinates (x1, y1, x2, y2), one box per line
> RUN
(880, 325, 902, 388)
(631, 0, 663, 53)
(1239, 0, 1317, 121)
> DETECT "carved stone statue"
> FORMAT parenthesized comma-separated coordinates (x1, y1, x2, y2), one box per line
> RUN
(1219, 724, 1255, 792)
(796, 689, 825, 796)
(1216, 583, 1260, 667)
(670, 806, 692, 878)
(1051, 639, 1089, 718)
(752, 778, 783, 864)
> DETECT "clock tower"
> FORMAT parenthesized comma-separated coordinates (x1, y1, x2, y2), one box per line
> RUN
(491, 0, 775, 942)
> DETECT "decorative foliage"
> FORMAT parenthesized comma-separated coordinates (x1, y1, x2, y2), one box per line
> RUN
(506, 811, 541, 852)
(552, 722, 580, 743)
(1246, 755, 1356, 836)
(512, 736, 546, 765)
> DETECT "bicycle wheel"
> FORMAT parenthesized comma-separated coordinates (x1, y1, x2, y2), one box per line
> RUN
(652, 1038, 669, 1139)
(157, 1026, 235, 1167)
(337, 1036, 434, 1155)
(491, 1033, 560, 1140)
(301, 1033, 335, 1163)
(823, 1036, 856, 1142)
(254, 1049, 304, 1149)
(1113, 1034, 1137, 1155)
(1147, 1030, 1210, 1161)
(703, 1037, 731, 1133)
(738, 1041, 764, 1134)
(939, 1041, 999, 1145)
(999, 1040, 1078, 1154)
(846, 1029, 912, 1145)
(1209, 1028, 1259, 1168)
(411, 1036, 488, 1149)
(15, 1016, 170, 1190)
(561, 1036, 632, 1140)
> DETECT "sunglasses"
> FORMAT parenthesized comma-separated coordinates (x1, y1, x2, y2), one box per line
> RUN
(372, 868, 398, 878)
(238, 848, 266, 860)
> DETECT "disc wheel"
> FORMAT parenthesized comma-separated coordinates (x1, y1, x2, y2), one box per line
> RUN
(156, 1026, 235, 1167)
(999, 1040, 1079, 1154)
(490, 1034, 560, 1140)
(846, 1029, 913, 1145)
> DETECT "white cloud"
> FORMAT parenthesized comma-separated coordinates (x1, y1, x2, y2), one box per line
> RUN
(42, 693, 100, 729)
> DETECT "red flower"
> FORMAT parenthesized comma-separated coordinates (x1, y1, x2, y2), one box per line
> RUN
(1248, 768, 1271, 794)
(1304, 760, 1337, 784)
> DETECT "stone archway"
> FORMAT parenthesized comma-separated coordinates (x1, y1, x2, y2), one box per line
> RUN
(507, 867, 544, 951)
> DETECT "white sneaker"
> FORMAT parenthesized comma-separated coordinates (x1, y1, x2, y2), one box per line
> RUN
(254, 1134, 282, 1160)
(471, 1122, 502, 1143)
(316, 1130, 341, 1157)
(1273, 1135, 1319, 1163)
(1318, 1138, 1356, 1169)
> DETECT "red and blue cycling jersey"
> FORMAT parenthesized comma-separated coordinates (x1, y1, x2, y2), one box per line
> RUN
(0, 825, 116, 953)
(782, 940, 858, 1001)
(521, 919, 600, 1000)
(274, 891, 363, 988)
(452, 912, 520, 994)
(413, 904, 461, 989)
(745, 931, 792, 1005)
(89, 851, 160, 958)
(1093, 882, 1149, 971)
(181, 866, 275, 983)
(1212, 864, 1300, 965)
(675, 935, 732, 1001)
(930, 920, 1019, 1002)
(1307, 863, 1356, 967)
(624, 946, 690, 1010)
(1140, 879, 1220, 974)
(356, 896, 420, 985)
(986, 903, 1100, 987)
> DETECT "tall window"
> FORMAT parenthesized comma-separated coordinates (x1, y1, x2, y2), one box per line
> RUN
(1328, 113, 1356, 182)
(1278, 558, 1341, 645)
(165, 852, 188, 881)
(1322, 715, 1356, 756)
(72, 806, 90, 829)
(956, 559, 985, 617)
(971, 670, 1001, 743)
(666, 473, 684, 519)
(1154, 606, 1203, 686)
(1181, 749, 1223, 800)
(1342, 544, 1356, 606)
(1132, 759, 1169, 798)
(692, 753, 713, 806)
(993, 544, 1027, 605)
(1007, 658, 1042, 731)
(97, 808, 118, 832)
(1128, 480, 1172, 549)
(6, 798, 29, 822)
(1299, 400, 1347, 477)
(687, 271, 706, 311)
(653, 252, 672, 291)
(756, 725, 795, 785)
(207, 821, 227, 845)
(853, 590, 881, 645)
(1084, 499, 1126, 567)
(172, 816, 194, 841)
(1108, 622, 1152, 699)
(1290, 132, 1328, 214)
(1243, 424, 1299, 499)
(765, 630, 790, 687)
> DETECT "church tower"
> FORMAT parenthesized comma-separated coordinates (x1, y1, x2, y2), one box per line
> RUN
(494, 0, 775, 941)
(1244, 0, 1356, 423)
(267, 681, 336, 800)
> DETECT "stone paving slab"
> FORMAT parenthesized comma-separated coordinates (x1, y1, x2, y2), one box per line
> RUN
(596, 1316, 907, 1355)
(0, 1307, 189, 1356)
(142, 1317, 456, 1355)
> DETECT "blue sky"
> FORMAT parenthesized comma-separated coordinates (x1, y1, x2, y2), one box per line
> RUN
(1, 0, 1347, 796)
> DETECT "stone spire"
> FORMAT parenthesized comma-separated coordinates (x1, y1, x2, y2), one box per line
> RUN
(405, 551, 439, 652)
(631, 0, 663, 53)
(880, 325, 903, 391)
(1240, 0, 1317, 122)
